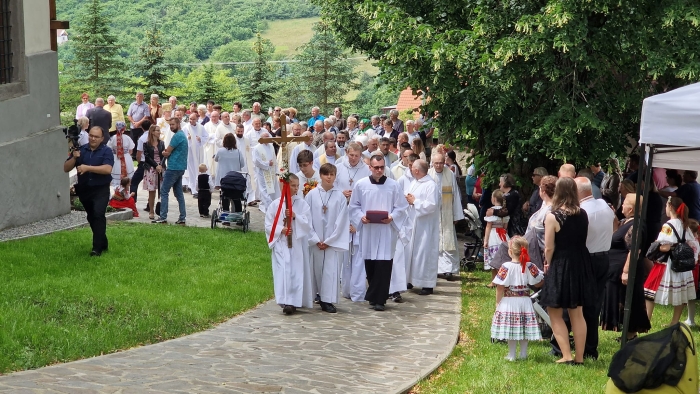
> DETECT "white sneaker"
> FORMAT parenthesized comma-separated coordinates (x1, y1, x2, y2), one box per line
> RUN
(683, 318, 696, 327)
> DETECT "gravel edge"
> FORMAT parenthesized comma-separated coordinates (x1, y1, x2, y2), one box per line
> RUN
(0, 210, 134, 242)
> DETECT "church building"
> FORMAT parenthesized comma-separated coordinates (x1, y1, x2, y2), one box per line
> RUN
(0, 0, 70, 230)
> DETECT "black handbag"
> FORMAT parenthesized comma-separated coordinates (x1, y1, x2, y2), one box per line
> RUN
(668, 224, 696, 273)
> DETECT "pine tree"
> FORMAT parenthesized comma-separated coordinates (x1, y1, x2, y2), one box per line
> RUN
(69, 0, 125, 96)
(291, 22, 358, 116)
(134, 19, 171, 97)
(196, 64, 224, 104)
(243, 33, 276, 107)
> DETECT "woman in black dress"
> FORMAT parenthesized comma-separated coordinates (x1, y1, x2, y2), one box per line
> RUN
(541, 177, 595, 364)
(600, 193, 651, 339)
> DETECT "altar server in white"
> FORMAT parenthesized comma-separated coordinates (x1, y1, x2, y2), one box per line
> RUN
(245, 118, 267, 201)
(429, 153, 465, 279)
(406, 160, 441, 294)
(265, 174, 314, 315)
(184, 112, 209, 195)
(253, 132, 280, 213)
(306, 164, 350, 313)
(288, 131, 316, 174)
(349, 154, 409, 311)
(335, 143, 371, 302)
(203, 111, 221, 177)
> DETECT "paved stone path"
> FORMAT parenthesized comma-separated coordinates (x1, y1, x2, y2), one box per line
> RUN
(1, 187, 463, 393)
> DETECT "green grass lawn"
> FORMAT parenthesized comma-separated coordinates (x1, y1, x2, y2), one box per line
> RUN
(411, 270, 700, 394)
(0, 223, 272, 374)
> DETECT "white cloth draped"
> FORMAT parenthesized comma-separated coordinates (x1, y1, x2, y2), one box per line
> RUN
(184, 123, 208, 192)
(253, 143, 280, 213)
(405, 175, 441, 288)
(429, 168, 465, 274)
(107, 134, 135, 188)
(203, 121, 221, 177)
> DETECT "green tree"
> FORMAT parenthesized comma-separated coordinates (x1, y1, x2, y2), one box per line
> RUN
(68, 0, 125, 96)
(289, 22, 358, 115)
(314, 0, 700, 178)
(351, 73, 400, 119)
(196, 64, 225, 104)
(134, 19, 171, 97)
(242, 33, 277, 107)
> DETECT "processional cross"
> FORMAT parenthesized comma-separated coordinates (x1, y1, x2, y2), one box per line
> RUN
(259, 114, 311, 248)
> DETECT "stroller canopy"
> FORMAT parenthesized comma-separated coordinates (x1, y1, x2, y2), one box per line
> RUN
(220, 171, 247, 192)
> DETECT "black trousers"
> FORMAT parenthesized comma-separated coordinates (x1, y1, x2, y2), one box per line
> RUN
(551, 253, 609, 359)
(77, 184, 110, 252)
(130, 162, 145, 202)
(130, 127, 145, 148)
(198, 190, 212, 215)
(364, 259, 393, 305)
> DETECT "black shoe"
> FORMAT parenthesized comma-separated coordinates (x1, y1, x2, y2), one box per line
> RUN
(175, 220, 186, 226)
(282, 305, 294, 315)
(549, 349, 563, 357)
(407, 283, 413, 290)
(392, 292, 403, 303)
(320, 302, 337, 313)
(193, 194, 198, 199)
(143, 205, 150, 212)
(419, 288, 433, 295)
(314, 294, 321, 304)
(89, 250, 101, 257)
(152, 218, 167, 224)
(583, 353, 598, 360)
(368, 302, 376, 309)
(374, 304, 385, 311)
(445, 273, 457, 281)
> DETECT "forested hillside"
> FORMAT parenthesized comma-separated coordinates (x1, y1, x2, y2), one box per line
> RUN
(56, 0, 318, 62)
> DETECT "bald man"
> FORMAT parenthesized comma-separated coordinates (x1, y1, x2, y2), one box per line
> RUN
(559, 164, 576, 178)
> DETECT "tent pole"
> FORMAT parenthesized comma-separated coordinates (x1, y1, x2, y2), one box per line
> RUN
(621, 144, 654, 347)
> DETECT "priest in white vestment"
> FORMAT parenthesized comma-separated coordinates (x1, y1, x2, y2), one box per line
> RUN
(306, 165, 350, 313)
(334, 143, 371, 302)
(203, 111, 221, 178)
(313, 141, 340, 170)
(265, 175, 314, 315)
(348, 154, 409, 311)
(233, 123, 254, 203)
(405, 160, 441, 294)
(244, 118, 267, 201)
(391, 148, 413, 181)
(428, 153, 465, 278)
(184, 112, 209, 195)
(253, 132, 281, 213)
(288, 131, 316, 174)
(156, 111, 173, 147)
(388, 151, 418, 301)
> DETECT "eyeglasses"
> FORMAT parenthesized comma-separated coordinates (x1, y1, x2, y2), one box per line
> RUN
(370, 165, 385, 170)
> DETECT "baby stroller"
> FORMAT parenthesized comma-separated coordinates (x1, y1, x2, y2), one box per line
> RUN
(460, 203, 483, 272)
(211, 171, 250, 233)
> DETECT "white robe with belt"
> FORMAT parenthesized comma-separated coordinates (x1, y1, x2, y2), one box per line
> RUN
(389, 170, 416, 294)
(184, 123, 208, 192)
(265, 196, 314, 308)
(335, 160, 371, 301)
(306, 187, 350, 304)
(203, 121, 220, 177)
(245, 127, 266, 200)
(253, 143, 280, 213)
(349, 176, 409, 261)
(405, 175, 441, 288)
(429, 167, 465, 274)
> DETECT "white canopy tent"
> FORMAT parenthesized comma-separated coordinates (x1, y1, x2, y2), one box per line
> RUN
(621, 82, 700, 346)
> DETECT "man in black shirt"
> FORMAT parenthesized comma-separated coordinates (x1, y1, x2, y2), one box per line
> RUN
(64, 126, 115, 256)
(86, 98, 112, 144)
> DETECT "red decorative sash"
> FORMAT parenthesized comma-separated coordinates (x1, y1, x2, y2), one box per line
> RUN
(268, 179, 293, 247)
(116, 129, 127, 178)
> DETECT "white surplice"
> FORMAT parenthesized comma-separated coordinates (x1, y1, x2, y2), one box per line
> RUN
(203, 120, 220, 177)
(335, 160, 371, 301)
(389, 170, 417, 293)
(245, 127, 266, 200)
(265, 196, 314, 308)
(305, 187, 350, 304)
(405, 175, 441, 288)
(349, 176, 409, 260)
(184, 123, 209, 192)
(234, 135, 254, 203)
(429, 167, 465, 274)
(288, 143, 315, 175)
(253, 143, 280, 213)
(295, 170, 321, 198)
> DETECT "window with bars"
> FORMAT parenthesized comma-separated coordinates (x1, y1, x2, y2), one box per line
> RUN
(0, 0, 12, 85)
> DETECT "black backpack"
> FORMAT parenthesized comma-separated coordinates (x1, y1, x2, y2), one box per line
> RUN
(669, 224, 696, 273)
(608, 323, 693, 392)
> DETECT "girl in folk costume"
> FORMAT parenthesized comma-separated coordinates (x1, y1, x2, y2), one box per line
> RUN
(484, 190, 510, 285)
(264, 174, 315, 315)
(109, 177, 139, 217)
(107, 122, 135, 188)
(491, 236, 544, 361)
(645, 197, 700, 325)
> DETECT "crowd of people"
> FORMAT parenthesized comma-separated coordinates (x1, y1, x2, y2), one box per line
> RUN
(469, 161, 700, 364)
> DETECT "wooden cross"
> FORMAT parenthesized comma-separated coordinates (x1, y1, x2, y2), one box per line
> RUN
(258, 114, 309, 147)
(49, 0, 69, 52)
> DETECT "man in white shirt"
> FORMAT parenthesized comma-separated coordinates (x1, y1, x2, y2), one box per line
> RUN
(335, 131, 348, 157)
(575, 176, 615, 360)
(203, 111, 221, 176)
(313, 132, 336, 159)
(313, 141, 340, 170)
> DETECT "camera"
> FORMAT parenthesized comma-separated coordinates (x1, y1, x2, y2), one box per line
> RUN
(63, 119, 81, 151)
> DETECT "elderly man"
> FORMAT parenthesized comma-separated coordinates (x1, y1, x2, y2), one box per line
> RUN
(184, 112, 208, 196)
(429, 153, 465, 279)
(244, 118, 267, 201)
(311, 120, 326, 147)
(323, 118, 339, 136)
(104, 95, 125, 134)
(250, 102, 266, 122)
(369, 115, 382, 135)
(406, 120, 420, 144)
(215, 112, 235, 149)
(126, 92, 150, 145)
(203, 111, 221, 176)
(363, 135, 380, 163)
(559, 163, 576, 178)
(313, 132, 336, 158)
(405, 159, 441, 295)
(308, 106, 325, 128)
(241, 109, 253, 128)
(86, 97, 112, 144)
(551, 177, 613, 361)
(392, 148, 414, 180)
(168, 96, 177, 116)
(314, 140, 340, 170)
(349, 155, 409, 311)
(525, 167, 548, 216)
(252, 132, 280, 213)
(389, 109, 404, 134)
